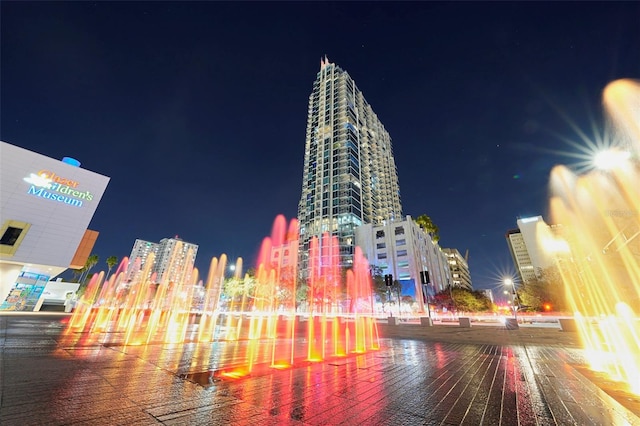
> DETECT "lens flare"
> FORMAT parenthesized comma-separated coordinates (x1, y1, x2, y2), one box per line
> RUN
(549, 79, 640, 395)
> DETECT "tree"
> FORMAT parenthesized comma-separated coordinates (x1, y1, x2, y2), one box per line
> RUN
(223, 275, 257, 306)
(370, 266, 388, 302)
(78, 254, 99, 285)
(295, 279, 309, 309)
(370, 266, 397, 310)
(433, 289, 453, 311)
(391, 279, 402, 307)
(414, 214, 440, 243)
(105, 256, 118, 279)
(433, 287, 494, 313)
(517, 266, 567, 312)
(70, 268, 83, 283)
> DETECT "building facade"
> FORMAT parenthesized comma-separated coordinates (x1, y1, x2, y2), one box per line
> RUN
(126, 239, 159, 281)
(0, 141, 110, 310)
(355, 215, 451, 313)
(442, 248, 472, 291)
(505, 216, 558, 284)
(480, 289, 494, 303)
(126, 237, 198, 284)
(505, 228, 536, 283)
(297, 58, 403, 275)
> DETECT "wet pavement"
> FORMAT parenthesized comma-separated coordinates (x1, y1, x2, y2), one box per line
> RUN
(1, 314, 639, 425)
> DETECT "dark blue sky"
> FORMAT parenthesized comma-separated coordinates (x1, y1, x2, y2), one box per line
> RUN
(2, 2, 639, 290)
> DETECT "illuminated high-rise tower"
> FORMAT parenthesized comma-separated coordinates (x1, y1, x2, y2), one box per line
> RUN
(126, 236, 198, 283)
(297, 57, 402, 274)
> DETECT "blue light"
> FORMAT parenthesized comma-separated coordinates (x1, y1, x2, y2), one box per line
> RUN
(62, 157, 81, 167)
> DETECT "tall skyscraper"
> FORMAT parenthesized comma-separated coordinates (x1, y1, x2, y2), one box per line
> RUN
(154, 237, 198, 283)
(126, 239, 159, 282)
(297, 57, 402, 274)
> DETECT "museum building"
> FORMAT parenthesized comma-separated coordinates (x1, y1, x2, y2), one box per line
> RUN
(0, 141, 110, 311)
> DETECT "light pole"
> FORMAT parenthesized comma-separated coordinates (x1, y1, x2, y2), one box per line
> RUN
(228, 263, 236, 279)
(504, 278, 519, 320)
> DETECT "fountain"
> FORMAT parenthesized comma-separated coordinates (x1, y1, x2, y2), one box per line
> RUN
(548, 79, 640, 395)
(65, 214, 379, 377)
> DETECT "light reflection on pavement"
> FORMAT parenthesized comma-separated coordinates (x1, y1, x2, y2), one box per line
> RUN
(2, 314, 639, 425)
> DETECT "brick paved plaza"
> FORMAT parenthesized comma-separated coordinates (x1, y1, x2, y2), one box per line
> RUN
(1, 313, 639, 425)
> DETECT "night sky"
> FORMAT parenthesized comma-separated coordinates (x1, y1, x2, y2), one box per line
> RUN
(2, 2, 639, 290)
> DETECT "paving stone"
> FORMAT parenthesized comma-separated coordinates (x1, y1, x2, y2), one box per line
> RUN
(1, 314, 639, 426)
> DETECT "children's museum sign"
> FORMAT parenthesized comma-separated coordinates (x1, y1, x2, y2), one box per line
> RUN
(23, 170, 94, 208)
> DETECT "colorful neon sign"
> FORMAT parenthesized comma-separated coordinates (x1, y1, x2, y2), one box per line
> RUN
(23, 170, 94, 208)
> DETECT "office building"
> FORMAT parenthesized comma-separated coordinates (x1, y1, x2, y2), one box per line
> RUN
(355, 215, 451, 313)
(297, 57, 402, 275)
(442, 248, 472, 291)
(505, 216, 558, 284)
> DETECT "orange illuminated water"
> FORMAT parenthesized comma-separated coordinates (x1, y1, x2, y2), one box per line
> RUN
(548, 79, 640, 395)
(65, 215, 379, 375)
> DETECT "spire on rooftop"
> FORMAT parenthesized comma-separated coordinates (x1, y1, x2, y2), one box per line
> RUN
(320, 55, 330, 70)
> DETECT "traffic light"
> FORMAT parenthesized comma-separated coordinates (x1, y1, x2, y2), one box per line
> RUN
(384, 274, 393, 286)
(420, 270, 430, 285)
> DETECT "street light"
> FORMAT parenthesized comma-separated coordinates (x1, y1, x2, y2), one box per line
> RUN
(230, 258, 244, 279)
(504, 278, 519, 320)
(592, 148, 631, 171)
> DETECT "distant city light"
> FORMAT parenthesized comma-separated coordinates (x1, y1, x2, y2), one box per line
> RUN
(519, 217, 540, 223)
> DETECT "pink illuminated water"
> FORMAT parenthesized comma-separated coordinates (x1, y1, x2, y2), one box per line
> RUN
(66, 215, 379, 375)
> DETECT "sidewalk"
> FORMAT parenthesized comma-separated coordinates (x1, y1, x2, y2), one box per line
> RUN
(377, 321, 582, 347)
(1, 314, 638, 425)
